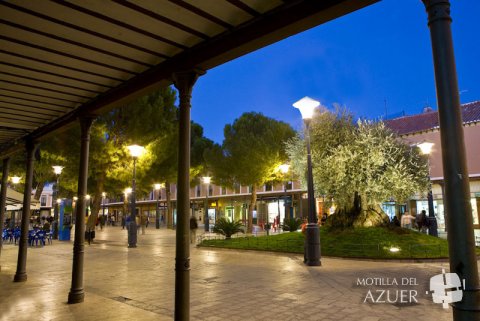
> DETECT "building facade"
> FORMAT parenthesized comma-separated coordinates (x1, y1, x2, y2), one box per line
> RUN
(385, 101, 480, 233)
(105, 180, 318, 230)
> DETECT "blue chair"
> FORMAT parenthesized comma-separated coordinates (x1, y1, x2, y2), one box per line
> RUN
(2, 228, 7, 241)
(46, 230, 52, 245)
(28, 230, 36, 246)
(14, 228, 21, 244)
(35, 230, 46, 246)
(7, 229, 14, 243)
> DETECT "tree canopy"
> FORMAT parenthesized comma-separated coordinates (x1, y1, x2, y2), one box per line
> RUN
(286, 107, 429, 227)
(205, 112, 295, 231)
(6, 86, 213, 226)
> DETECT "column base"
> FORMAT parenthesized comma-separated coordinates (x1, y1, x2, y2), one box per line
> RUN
(68, 290, 85, 304)
(128, 244, 137, 248)
(13, 272, 27, 282)
(305, 224, 321, 266)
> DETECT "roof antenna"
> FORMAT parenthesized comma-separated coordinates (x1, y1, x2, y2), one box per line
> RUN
(384, 98, 387, 119)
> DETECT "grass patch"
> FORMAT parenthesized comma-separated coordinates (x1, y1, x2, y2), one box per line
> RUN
(199, 226, 480, 259)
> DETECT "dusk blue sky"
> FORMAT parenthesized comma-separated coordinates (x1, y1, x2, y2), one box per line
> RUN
(190, 0, 480, 144)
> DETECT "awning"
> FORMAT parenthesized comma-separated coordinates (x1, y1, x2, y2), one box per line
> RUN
(1, 186, 40, 210)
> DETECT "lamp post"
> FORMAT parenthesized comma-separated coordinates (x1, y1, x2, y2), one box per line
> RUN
(154, 183, 164, 229)
(73, 196, 78, 225)
(294, 96, 321, 266)
(52, 165, 64, 239)
(10, 176, 21, 227)
(11, 176, 21, 187)
(202, 176, 211, 232)
(418, 142, 438, 237)
(279, 164, 290, 221)
(127, 144, 144, 248)
(123, 187, 131, 228)
(102, 192, 106, 226)
(85, 194, 91, 215)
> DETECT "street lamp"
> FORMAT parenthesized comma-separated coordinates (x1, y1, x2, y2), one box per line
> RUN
(85, 194, 91, 214)
(202, 176, 211, 232)
(154, 183, 164, 229)
(11, 176, 21, 186)
(73, 196, 78, 224)
(294, 96, 321, 266)
(127, 144, 144, 248)
(102, 192, 106, 225)
(279, 164, 290, 220)
(52, 165, 64, 239)
(418, 141, 438, 237)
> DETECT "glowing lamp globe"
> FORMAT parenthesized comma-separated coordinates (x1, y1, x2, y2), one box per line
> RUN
(293, 96, 320, 120)
(52, 166, 64, 175)
(279, 164, 290, 174)
(202, 176, 211, 184)
(418, 142, 434, 155)
(127, 145, 145, 158)
(11, 176, 21, 184)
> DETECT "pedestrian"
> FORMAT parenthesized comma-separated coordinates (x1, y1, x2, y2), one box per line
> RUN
(401, 211, 415, 229)
(391, 215, 400, 227)
(121, 215, 126, 229)
(418, 210, 429, 233)
(99, 215, 105, 230)
(140, 213, 147, 235)
(190, 216, 198, 244)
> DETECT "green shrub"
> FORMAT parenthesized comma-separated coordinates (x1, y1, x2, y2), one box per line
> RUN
(281, 217, 302, 232)
(212, 218, 245, 239)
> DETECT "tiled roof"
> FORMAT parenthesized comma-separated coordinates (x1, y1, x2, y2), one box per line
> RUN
(384, 101, 480, 135)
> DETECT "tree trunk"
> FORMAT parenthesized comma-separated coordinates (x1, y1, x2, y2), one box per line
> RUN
(247, 184, 256, 233)
(327, 193, 390, 229)
(166, 181, 173, 229)
(34, 181, 45, 200)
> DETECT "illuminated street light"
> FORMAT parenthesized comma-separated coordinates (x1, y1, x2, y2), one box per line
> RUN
(127, 144, 144, 248)
(417, 141, 438, 237)
(52, 165, 64, 239)
(154, 183, 164, 229)
(294, 96, 321, 266)
(11, 176, 21, 185)
(278, 164, 290, 220)
(202, 176, 211, 232)
(418, 142, 434, 155)
(102, 192, 107, 224)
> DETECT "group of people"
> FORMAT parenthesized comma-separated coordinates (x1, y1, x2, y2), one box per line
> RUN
(391, 210, 430, 232)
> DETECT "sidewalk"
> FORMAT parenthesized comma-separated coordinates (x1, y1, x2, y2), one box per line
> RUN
(0, 226, 454, 321)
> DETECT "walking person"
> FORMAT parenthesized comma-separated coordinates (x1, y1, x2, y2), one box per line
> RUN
(190, 216, 198, 244)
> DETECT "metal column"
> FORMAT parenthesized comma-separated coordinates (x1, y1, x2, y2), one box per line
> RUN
(68, 116, 94, 303)
(0, 157, 11, 264)
(172, 70, 204, 321)
(14, 139, 36, 282)
(423, 1, 480, 319)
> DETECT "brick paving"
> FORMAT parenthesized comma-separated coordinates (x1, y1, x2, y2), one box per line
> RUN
(0, 226, 456, 321)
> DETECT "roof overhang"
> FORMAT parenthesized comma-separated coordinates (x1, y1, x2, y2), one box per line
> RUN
(0, 0, 379, 157)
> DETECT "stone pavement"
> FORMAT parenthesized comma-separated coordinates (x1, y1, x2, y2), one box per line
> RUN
(0, 226, 456, 321)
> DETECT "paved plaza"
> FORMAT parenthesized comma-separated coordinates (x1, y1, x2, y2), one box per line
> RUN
(0, 226, 457, 321)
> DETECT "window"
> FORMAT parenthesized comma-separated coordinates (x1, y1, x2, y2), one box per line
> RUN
(208, 185, 213, 196)
(265, 182, 273, 192)
(286, 181, 293, 190)
(234, 183, 240, 194)
(40, 195, 47, 207)
(221, 187, 226, 195)
(196, 186, 201, 197)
